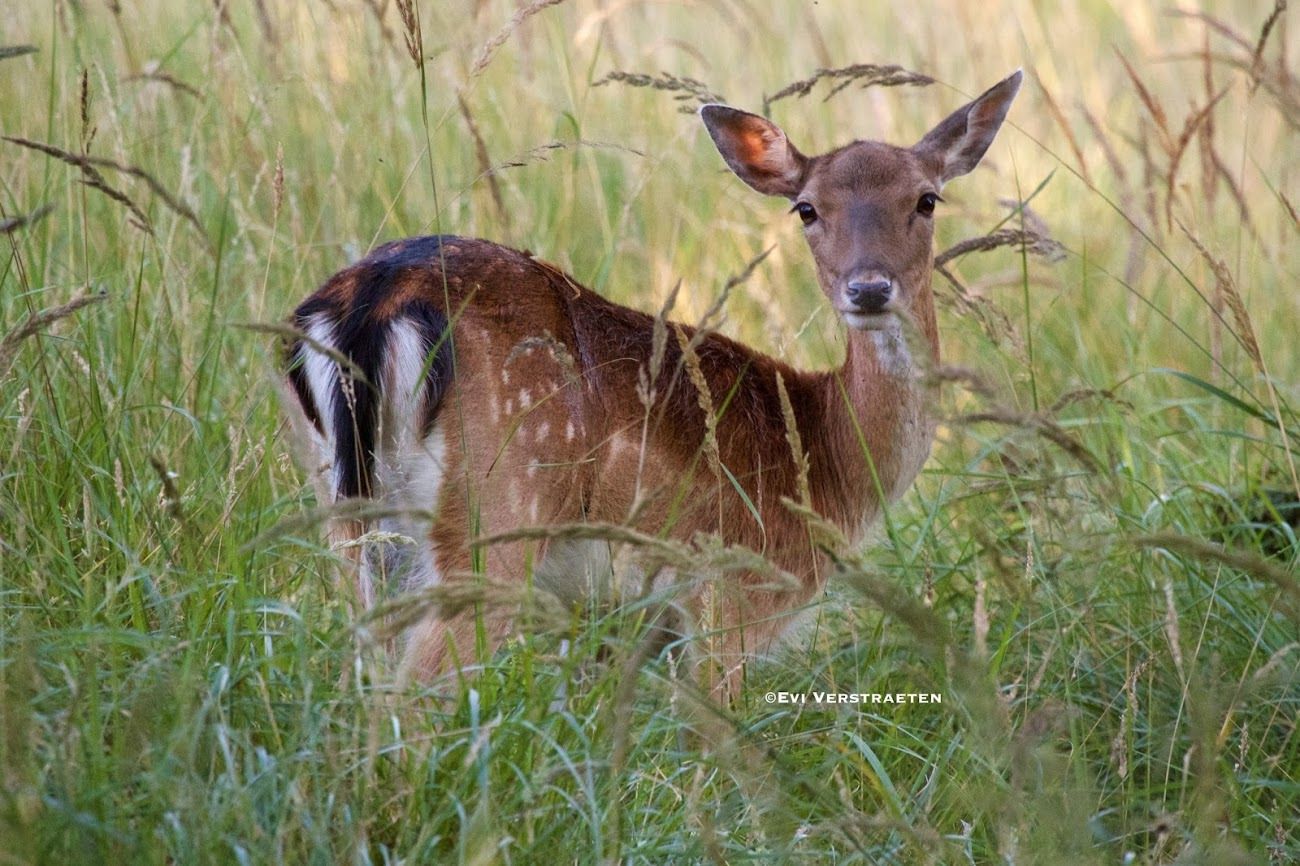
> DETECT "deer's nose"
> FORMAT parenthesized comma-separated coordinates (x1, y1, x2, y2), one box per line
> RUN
(845, 280, 893, 314)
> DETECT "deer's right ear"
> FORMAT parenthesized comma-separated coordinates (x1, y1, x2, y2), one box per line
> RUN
(701, 105, 808, 199)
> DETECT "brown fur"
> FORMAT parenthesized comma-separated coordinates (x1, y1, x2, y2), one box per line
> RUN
(284, 72, 1023, 698)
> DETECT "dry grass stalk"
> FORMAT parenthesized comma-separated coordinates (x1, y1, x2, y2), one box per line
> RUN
(237, 321, 373, 385)
(775, 372, 812, 511)
(761, 63, 932, 117)
(935, 226, 1065, 268)
(3, 135, 210, 252)
(504, 332, 581, 389)
(251, 0, 275, 44)
(394, 0, 422, 70)
(149, 454, 186, 525)
(1047, 387, 1132, 415)
(593, 70, 724, 113)
(1118, 45, 1240, 233)
(366, 569, 573, 642)
(457, 95, 509, 230)
(1208, 147, 1258, 236)
(1199, 29, 1218, 209)
(1135, 119, 1161, 238)
(973, 575, 988, 658)
(1172, 12, 1299, 131)
(1110, 656, 1152, 780)
(1163, 84, 1231, 232)
(240, 498, 434, 554)
(79, 69, 95, 153)
(0, 204, 54, 236)
(0, 45, 38, 61)
(1249, 0, 1287, 92)
(471, 520, 799, 594)
(480, 138, 645, 177)
(1080, 104, 1149, 292)
(955, 406, 1101, 474)
(825, 546, 952, 658)
(0, 289, 107, 376)
(648, 282, 676, 388)
(1162, 579, 1185, 679)
(1118, 51, 1174, 153)
(1170, 9, 1253, 52)
(1181, 226, 1300, 501)
(82, 172, 152, 234)
(926, 364, 997, 401)
(634, 281, 680, 507)
(676, 325, 722, 481)
(272, 143, 284, 219)
(686, 245, 773, 351)
(931, 267, 1024, 354)
(1181, 229, 1262, 371)
(465, 0, 567, 85)
(210, 0, 235, 35)
(1130, 533, 1300, 609)
(1035, 73, 1090, 184)
(1281, 191, 1300, 232)
(360, 0, 398, 54)
(123, 69, 202, 100)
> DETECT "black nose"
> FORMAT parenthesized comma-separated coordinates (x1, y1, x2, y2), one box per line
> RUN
(846, 280, 892, 313)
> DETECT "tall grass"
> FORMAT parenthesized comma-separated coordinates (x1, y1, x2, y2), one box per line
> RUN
(1, 0, 1296, 862)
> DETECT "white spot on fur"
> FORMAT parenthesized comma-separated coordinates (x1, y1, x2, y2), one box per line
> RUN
(518, 389, 532, 408)
(565, 420, 575, 442)
(535, 421, 550, 442)
(529, 497, 539, 522)
(501, 368, 511, 385)
(504, 398, 514, 415)
(607, 433, 632, 465)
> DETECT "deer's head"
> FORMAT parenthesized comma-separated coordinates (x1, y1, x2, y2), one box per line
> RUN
(702, 71, 1022, 334)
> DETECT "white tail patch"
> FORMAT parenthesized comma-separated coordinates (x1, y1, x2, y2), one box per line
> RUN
(368, 320, 449, 593)
(371, 425, 447, 593)
(300, 313, 343, 498)
(382, 319, 433, 445)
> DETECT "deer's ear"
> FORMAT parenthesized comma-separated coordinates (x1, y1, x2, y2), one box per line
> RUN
(914, 69, 1022, 183)
(701, 105, 808, 199)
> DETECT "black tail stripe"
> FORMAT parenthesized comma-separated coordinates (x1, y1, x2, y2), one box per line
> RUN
(401, 300, 455, 437)
(290, 235, 454, 501)
(284, 339, 322, 433)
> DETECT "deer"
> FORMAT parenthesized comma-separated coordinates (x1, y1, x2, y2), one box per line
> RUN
(283, 70, 1022, 698)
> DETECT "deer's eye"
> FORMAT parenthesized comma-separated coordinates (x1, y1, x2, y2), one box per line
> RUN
(794, 202, 818, 226)
(916, 192, 941, 217)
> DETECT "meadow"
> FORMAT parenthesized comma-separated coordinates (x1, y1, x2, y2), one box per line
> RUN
(1, 0, 1297, 862)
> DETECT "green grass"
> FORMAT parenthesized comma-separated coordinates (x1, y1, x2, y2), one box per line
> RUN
(2, 1, 1297, 863)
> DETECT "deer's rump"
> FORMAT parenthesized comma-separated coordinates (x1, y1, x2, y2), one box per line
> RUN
(283, 235, 816, 597)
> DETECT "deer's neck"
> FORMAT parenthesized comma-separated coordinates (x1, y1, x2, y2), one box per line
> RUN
(803, 288, 939, 540)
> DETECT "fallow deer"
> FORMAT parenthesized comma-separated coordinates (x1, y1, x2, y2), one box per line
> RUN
(284, 71, 1022, 695)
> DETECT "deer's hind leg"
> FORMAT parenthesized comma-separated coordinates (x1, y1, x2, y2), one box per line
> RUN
(398, 354, 592, 686)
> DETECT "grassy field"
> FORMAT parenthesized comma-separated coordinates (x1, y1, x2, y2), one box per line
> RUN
(1, 0, 1297, 862)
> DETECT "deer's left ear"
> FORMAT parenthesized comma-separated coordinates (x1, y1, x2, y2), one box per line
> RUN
(701, 105, 809, 199)
(914, 69, 1022, 183)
